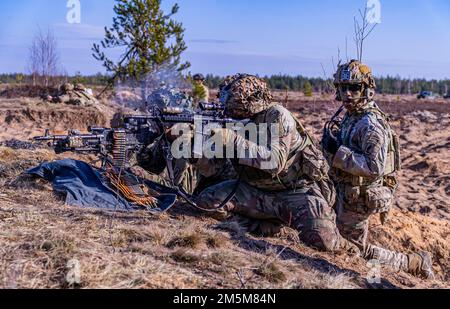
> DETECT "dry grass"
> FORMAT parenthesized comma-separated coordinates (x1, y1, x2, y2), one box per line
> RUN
(254, 262, 287, 283)
(0, 97, 449, 289)
(170, 249, 201, 264)
(167, 234, 203, 249)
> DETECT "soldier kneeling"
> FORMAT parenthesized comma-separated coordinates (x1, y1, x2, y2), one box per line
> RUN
(322, 60, 434, 279)
(196, 74, 358, 254)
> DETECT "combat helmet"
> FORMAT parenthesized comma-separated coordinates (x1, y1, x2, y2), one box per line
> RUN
(333, 60, 376, 102)
(147, 86, 193, 110)
(334, 60, 376, 88)
(219, 74, 273, 119)
(193, 73, 205, 81)
(74, 83, 86, 91)
(61, 83, 74, 92)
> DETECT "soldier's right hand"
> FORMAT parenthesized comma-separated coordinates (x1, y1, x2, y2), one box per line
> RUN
(166, 123, 195, 143)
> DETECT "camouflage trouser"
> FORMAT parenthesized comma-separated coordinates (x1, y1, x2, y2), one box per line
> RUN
(198, 180, 355, 253)
(132, 159, 238, 196)
(131, 161, 200, 195)
(336, 185, 409, 271)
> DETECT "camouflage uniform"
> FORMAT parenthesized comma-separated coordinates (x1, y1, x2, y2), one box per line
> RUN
(134, 135, 237, 195)
(55, 83, 98, 106)
(192, 74, 210, 109)
(135, 83, 233, 194)
(325, 60, 434, 278)
(197, 74, 357, 253)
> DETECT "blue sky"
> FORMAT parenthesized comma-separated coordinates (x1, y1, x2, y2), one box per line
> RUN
(0, 0, 449, 79)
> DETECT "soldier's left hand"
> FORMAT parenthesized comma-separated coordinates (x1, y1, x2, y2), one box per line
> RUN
(322, 134, 340, 155)
(166, 123, 194, 143)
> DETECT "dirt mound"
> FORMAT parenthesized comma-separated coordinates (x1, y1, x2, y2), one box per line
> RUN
(369, 210, 450, 284)
(0, 99, 108, 142)
(391, 110, 450, 221)
(0, 147, 448, 288)
(0, 85, 59, 99)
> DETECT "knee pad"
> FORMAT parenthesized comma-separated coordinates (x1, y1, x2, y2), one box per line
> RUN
(300, 221, 341, 252)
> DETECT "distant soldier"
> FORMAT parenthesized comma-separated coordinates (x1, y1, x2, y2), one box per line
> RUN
(191, 74, 210, 108)
(322, 60, 434, 279)
(54, 83, 98, 106)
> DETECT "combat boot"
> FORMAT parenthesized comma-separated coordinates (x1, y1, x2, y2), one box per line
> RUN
(407, 251, 435, 280)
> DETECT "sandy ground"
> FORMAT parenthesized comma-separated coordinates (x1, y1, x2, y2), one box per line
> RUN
(0, 93, 448, 289)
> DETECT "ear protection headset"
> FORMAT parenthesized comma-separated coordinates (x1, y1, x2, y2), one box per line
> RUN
(366, 88, 375, 100)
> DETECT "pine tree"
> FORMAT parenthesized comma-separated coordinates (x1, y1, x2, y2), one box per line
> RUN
(303, 81, 313, 97)
(92, 0, 190, 101)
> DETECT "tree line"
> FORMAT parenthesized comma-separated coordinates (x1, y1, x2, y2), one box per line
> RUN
(1, 72, 449, 95)
(259, 75, 450, 95)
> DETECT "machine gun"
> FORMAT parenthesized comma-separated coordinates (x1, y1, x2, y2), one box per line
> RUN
(34, 117, 159, 170)
(33, 103, 246, 208)
(33, 102, 233, 166)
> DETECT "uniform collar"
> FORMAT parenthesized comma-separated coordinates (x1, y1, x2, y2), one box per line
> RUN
(347, 100, 377, 115)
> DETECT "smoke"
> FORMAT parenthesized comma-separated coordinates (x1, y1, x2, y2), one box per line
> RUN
(113, 62, 191, 111)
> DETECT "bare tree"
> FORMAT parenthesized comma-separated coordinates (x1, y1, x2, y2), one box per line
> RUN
(28, 27, 60, 87)
(353, 7, 377, 61)
(28, 38, 39, 86)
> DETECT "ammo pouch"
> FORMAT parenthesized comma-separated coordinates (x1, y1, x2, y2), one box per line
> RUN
(365, 186, 394, 214)
(275, 113, 335, 205)
(280, 112, 330, 186)
(278, 143, 330, 187)
(290, 114, 331, 182)
(344, 185, 361, 204)
(300, 144, 330, 182)
(343, 183, 394, 215)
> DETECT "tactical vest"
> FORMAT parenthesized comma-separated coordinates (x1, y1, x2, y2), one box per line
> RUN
(239, 106, 333, 196)
(338, 106, 401, 188)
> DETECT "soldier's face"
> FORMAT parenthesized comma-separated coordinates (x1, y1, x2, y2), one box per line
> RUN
(339, 83, 365, 107)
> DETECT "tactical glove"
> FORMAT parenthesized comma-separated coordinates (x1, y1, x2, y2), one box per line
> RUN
(322, 133, 340, 155)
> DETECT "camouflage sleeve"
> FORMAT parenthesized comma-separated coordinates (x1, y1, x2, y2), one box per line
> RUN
(333, 114, 388, 177)
(192, 84, 207, 102)
(192, 158, 229, 178)
(203, 85, 210, 102)
(236, 107, 299, 176)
